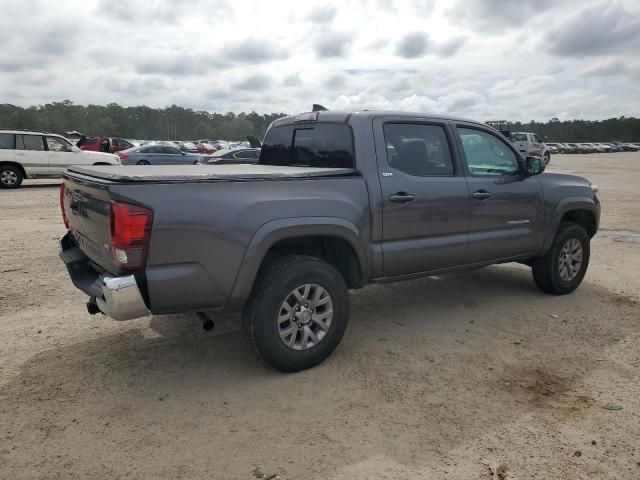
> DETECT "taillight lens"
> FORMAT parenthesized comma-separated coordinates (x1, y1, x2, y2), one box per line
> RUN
(118, 153, 129, 160)
(109, 202, 153, 270)
(59, 183, 69, 229)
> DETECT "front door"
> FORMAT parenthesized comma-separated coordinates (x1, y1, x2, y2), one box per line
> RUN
(45, 136, 77, 175)
(374, 118, 471, 277)
(453, 124, 545, 263)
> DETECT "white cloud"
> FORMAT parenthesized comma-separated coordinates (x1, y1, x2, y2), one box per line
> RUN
(1, 0, 639, 120)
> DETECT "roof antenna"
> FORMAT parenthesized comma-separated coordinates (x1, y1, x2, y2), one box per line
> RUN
(312, 104, 329, 112)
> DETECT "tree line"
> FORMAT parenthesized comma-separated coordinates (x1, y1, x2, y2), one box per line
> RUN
(0, 101, 639, 142)
(0, 101, 286, 141)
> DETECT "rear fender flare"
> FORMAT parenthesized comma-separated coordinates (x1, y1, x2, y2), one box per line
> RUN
(226, 217, 369, 310)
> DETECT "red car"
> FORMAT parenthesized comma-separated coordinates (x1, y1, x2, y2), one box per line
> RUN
(195, 142, 217, 154)
(77, 136, 134, 153)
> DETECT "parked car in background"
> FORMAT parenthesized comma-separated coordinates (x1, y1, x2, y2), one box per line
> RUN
(614, 142, 639, 151)
(565, 143, 588, 154)
(77, 136, 134, 153)
(595, 143, 622, 153)
(554, 143, 577, 154)
(545, 142, 561, 154)
(576, 143, 599, 153)
(0, 129, 119, 188)
(195, 142, 216, 154)
(197, 148, 260, 164)
(172, 141, 199, 153)
(117, 144, 204, 165)
(511, 132, 551, 164)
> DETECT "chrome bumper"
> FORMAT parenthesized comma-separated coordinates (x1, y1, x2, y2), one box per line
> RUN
(96, 275, 149, 321)
(60, 232, 149, 321)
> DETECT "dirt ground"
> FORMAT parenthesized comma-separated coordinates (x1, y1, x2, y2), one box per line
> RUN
(1, 153, 639, 480)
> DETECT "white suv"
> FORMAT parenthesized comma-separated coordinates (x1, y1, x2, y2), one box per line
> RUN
(0, 130, 120, 189)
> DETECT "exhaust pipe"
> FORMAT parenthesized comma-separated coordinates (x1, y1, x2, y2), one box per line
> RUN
(196, 312, 215, 331)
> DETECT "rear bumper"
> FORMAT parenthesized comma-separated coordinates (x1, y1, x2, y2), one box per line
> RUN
(60, 232, 149, 320)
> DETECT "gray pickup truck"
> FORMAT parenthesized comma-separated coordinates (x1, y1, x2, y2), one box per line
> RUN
(60, 110, 600, 372)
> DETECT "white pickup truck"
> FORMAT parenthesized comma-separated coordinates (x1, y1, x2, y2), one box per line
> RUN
(511, 132, 551, 165)
(0, 129, 120, 188)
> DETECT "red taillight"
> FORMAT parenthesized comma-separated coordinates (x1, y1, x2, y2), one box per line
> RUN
(59, 183, 69, 229)
(118, 153, 129, 160)
(109, 202, 153, 270)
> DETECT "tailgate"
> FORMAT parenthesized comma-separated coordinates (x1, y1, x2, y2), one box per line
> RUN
(61, 176, 117, 273)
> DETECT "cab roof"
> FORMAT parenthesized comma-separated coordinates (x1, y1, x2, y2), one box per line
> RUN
(271, 110, 485, 128)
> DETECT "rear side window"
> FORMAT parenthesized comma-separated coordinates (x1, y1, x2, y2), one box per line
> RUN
(260, 123, 354, 168)
(383, 123, 454, 176)
(511, 133, 527, 142)
(19, 135, 45, 151)
(0, 133, 14, 149)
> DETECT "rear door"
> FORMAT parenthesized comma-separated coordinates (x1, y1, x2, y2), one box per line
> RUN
(45, 135, 79, 174)
(374, 118, 471, 276)
(453, 124, 545, 263)
(16, 134, 49, 175)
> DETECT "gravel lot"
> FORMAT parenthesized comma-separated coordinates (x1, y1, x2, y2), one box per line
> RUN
(1, 153, 639, 479)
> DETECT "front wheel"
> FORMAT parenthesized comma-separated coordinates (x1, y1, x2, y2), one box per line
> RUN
(242, 255, 349, 372)
(136, 160, 150, 165)
(0, 165, 23, 189)
(532, 222, 590, 294)
(543, 152, 550, 164)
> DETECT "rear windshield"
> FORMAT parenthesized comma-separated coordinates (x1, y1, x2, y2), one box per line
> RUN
(260, 123, 354, 168)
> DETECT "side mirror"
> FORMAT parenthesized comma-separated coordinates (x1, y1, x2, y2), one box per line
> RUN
(522, 156, 545, 176)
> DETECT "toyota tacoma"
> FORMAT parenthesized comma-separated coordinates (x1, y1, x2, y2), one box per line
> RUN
(59, 109, 600, 372)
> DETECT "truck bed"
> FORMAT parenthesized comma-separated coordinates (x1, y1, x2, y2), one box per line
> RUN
(67, 164, 357, 183)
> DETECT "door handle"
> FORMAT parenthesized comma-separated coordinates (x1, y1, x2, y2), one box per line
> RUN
(389, 192, 416, 203)
(472, 190, 492, 200)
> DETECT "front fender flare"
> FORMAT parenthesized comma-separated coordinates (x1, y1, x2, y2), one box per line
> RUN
(542, 197, 599, 253)
(226, 217, 369, 311)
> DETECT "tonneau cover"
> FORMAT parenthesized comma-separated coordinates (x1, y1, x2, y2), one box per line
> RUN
(67, 164, 356, 182)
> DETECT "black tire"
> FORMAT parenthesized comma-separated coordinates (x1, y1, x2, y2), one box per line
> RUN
(532, 222, 590, 295)
(543, 152, 551, 165)
(137, 160, 150, 165)
(242, 255, 349, 372)
(0, 165, 23, 189)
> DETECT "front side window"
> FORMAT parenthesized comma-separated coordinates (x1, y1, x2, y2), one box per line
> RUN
(383, 123, 454, 176)
(533, 134, 542, 143)
(20, 135, 45, 151)
(458, 127, 519, 176)
(511, 133, 527, 142)
(162, 146, 181, 155)
(46, 136, 73, 152)
(0, 133, 14, 149)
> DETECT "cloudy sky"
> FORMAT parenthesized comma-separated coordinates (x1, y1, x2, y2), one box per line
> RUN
(2, 0, 639, 120)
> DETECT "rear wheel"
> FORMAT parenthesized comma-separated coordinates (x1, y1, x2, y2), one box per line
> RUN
(242, 255, 349, 372)
(0, 165, 23, 189)
(137, 160, 150, 165)
(543, 152, 551, 164)
(532, 222, 590, 294)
